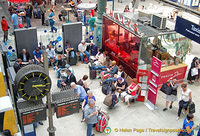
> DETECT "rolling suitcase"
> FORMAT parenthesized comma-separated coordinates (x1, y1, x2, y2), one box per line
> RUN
(89, 69, 96, 80)
(69, 56, 77, 66)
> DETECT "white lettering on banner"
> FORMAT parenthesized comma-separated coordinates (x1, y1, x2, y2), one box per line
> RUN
(160, 71, 182, 79)
(191, 25, 200, 34)
(186, 29, 200, 37)
(153, 59, 159, 68)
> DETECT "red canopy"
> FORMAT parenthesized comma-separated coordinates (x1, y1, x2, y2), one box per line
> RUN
(8, 0, 29, 3)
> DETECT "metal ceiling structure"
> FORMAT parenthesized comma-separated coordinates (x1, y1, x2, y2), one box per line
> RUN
(157, 0, 200, 17)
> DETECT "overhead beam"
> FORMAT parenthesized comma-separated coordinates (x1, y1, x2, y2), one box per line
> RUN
(157, 0, 200, 17)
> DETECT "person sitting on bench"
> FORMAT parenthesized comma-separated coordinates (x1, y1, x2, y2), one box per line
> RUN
(115, 77, 128, 95)
(54, 55, 66, 78)
(46, 45, 56, 66)
(65, 41, 75, 58)
(78, 40, 90, 63)
(61, 70, 76, 86)
(33, 47, 43, 64)
(18, 49, 32, 63)
(121, 78, 139, 107)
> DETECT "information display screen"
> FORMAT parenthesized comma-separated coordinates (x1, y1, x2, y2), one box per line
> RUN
(56, 100, 79, 118)
(21, 108, 46, 125)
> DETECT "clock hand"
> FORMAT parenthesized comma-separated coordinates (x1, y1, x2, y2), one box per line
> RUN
(34, 87, 43, 92)
(32, 84, 46, 87)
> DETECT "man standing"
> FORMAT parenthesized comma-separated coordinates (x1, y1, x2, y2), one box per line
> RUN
(78, 41, 90, 63)
(71, 82, 87, 102)
(11, 10, 18, 29)
(24, 5, 32, 28)
(84, 99, 97, 136)
(40, 2, 46, 25)
(46, 45, 55, 65)
(1, 16, 9, 43)
(163, 78, 178, 111)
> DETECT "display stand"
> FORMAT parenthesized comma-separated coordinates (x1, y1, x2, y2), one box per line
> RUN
(136, 69, 148, 102)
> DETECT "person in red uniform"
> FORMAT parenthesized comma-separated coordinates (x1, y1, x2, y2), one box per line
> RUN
(1, 16, 9, 43)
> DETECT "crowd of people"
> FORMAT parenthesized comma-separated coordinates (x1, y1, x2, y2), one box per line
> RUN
(5, 35, 200, 136)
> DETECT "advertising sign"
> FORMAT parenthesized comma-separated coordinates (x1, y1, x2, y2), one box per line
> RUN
(147, 57, 162, 106)
(175, 16, 200, 44)
(159, 65, 187, 87)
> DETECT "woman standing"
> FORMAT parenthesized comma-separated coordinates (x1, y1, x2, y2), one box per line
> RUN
(177, 83, 192, 120)
(48, 8, 57, 33)
(187, 57, 199, 84)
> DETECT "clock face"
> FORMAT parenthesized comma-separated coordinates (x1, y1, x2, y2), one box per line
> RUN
(17, 71, 51, 101)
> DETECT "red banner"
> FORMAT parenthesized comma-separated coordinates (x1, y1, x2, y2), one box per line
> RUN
(147, 56, 162, 106)
(8, 0, 29, 3)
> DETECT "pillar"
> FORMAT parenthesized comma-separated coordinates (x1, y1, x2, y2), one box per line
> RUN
(95, 0, 107, 48)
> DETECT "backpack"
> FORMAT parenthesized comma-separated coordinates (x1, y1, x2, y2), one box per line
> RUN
(103, 93, 112, 106)
(96, 109, 109, 133)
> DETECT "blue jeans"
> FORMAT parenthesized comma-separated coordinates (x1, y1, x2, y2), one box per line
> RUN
(87, 124, 93, 136)
(79, 51, 90, 62)
(13, 25, 18, 29)
(26, 17, 31, 27)
(80, 97, 84, 102)
(50, 21, 57, 32)
(102, 78, 117, 84)
(91, 65, 106, 70)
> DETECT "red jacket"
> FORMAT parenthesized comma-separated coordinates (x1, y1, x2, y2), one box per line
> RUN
(1, 19, 8, 31)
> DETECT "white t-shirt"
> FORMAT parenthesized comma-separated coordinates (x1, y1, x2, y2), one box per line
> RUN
(117, 71, 122, 77)
(78, 43, 87, 52)
(180, 88, 191, 102)
(98, 54, 106, 63)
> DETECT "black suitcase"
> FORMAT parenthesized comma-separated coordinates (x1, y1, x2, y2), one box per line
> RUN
(89, 69, 96, 80)
(69, 56, 77, 66)
(189, 103, 195, 114)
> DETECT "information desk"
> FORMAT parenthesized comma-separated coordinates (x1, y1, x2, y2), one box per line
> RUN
(159, 63, 187, 86)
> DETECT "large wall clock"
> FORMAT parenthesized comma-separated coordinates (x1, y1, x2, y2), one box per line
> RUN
(15, 65, 51, 101)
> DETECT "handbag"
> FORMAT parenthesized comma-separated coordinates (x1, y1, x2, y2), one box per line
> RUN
(160, 83, 172, 95)
(179, 100, 189, 109)
(178, 131, 189, 136)
(189, 102, 195, 114)
(191, 67, 198, 76)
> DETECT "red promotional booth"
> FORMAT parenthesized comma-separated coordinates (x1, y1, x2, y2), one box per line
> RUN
(102, 13, 190, 106)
